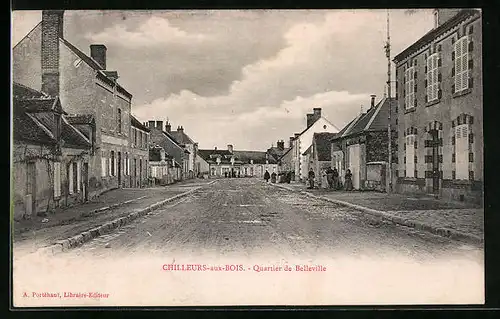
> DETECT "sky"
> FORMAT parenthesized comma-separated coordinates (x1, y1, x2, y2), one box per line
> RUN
(12, 10, 434, 151)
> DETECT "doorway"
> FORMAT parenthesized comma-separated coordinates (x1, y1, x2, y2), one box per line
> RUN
(348, 144, 361, 189)
(430, 130, 440, 194)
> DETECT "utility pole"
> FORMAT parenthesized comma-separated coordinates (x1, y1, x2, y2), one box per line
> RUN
(385, 9, 393, 193)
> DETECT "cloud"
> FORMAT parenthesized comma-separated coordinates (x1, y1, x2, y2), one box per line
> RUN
(85, 16, 209, 47)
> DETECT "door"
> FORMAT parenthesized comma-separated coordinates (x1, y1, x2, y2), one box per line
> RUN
(118, 152, 122, 187)
(83, 163, 89, 202)
(139, 159, 142, 188)
(431, 130, 440, 194)
(348, 144, 360, 189)
(26, 162, 36, 215)
(134, 158, 137, 187)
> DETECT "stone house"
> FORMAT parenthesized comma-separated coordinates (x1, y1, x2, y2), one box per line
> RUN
(197, 147, 235, 178)
(129, 116, 150, 188)
(147, 121, 190, 182)
(168, 124, 198, 179)
(290, 108, 340, 182)
(330, 96, 397, 191)
(393, 9, 482, 204)
(12, 83, 93, 220)
(12, 10, 148, 195)
(309, 132, 338, 188)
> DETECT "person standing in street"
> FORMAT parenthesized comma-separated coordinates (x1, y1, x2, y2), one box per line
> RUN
(307, 168, 315, 189)
(344, 169, 353, 191)
(332, 167, 339, 190)
(326, 167, 334, 189)
(271, 171, 277, 183)
(264, 170, 270, 182)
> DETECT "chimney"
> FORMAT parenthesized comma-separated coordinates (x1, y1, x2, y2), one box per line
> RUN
(370, 95, 376, 108)
(165, 121, 171, 132)
(90, 44, 107, 70)
(156, 121, 163, 131)
(313, 108, 322, 121)
(294, 133, 300, 139)
(177, 126, 184, 133)
(41, 10, 64, 97)
(214, 146, 217, 151)
(306, 114, 314, 128)
(227, 144, 233, 153)
(148, 120, 155, 129)
(277, 140, 284, 151)
(289, 136, 294, 148)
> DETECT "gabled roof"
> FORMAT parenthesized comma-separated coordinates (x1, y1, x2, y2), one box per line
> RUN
(65, 114, 95, 125)
(60, 38, 133, 99)
(131, 115, 151, 132)
(267, 146, 289, 160)
(278, 146, 293, 160)
(297, 115, 340, 137)
(14, 96, 66, 115)
(13, 111, 56, 144)
(13, 82, 47, 98)
(233, 150, 277, 164)
(61, 116, 92, 148)
(313, 132, 337, 161)
(347, 98, 396, 136)
(302, 145, 312, 156)
(393, 9, 480, 63)
(169, 130, 195, 145)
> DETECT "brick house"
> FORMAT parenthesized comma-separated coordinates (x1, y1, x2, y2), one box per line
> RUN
(12, 10, 148, 196)
(12, 83, 93, 220)
(147, 121, 190, 182)
(393, 9, 482, 204)
(330, 96, 397, 190)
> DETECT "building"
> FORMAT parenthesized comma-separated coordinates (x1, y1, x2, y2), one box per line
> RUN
(330, 96, 397, 191)
(267, 140, 289, 163)
(129, 116, 150, 188)
(309, 132, 338, 188)
(290, 108, 340, 182)
(196, 153, 211, 178)
(277, 137, 295, 175)
(12, 83, 93, 220)
(12, 10, 148, 195)
(197, 145, 278, 178)
(168, 125, 198, 179)
(393, 9, 482, 204)
(147, 121, 190, 182)
(148, 145, 180, 185)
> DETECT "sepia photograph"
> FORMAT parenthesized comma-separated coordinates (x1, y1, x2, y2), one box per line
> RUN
(11, 8, 484, 307)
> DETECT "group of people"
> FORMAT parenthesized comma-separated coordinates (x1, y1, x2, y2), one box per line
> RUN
(224, 171, 240, 178)
(307, 167, 353, 191)
(263, 170, 277, 183)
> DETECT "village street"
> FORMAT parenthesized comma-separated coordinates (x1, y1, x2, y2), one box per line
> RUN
(50, 179, 482, 260)
(13, 178, 484, 306)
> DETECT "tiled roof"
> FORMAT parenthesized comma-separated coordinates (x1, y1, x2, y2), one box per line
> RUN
(233, 150, 277, 164)
(13, 111, 56, 144)
(13, 82, 46, 98)
(348, 98, 396, 136)
(131, 115, 151, 132)
(267, 146, 289, 160)
(14, 96, 66, 114)
(65, 114, 95, 125)
(60, 38, 133, 99)
(313, 132, 337, 161)
(169, 130, 195, 145)
(61, 117, 92, 149)
(393, 9, 480, 63)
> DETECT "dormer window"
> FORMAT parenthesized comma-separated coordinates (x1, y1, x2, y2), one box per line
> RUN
(434, 10, 439, 28)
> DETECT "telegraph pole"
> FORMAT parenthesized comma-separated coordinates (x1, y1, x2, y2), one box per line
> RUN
(385, 9, 393, 193)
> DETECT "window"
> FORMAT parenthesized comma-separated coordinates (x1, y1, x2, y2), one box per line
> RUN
(53, 162, 61, 198)
(117, 109, 122, 133)
(455, 36, 469, 92)
(134, 128, 137, 147)
(455, 124, 469, 179)
(404, 66, 415, 109)
(405, 134, 416, 178)
(426, 53, 439, 101)
(68, 163, 74, 194)
(76, 161, 81, 192)
(101, 154, 107, 177)
(111, 151, 115, 176)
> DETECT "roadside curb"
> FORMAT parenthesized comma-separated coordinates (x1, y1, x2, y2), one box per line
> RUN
(272, 183, 483, 245)
(38, 185, 206, 256)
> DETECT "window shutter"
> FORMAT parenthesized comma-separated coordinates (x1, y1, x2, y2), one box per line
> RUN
(438, 73, 442, 82)
(469, 77, 474, 88)
(77, 161, 81, 192)
(438, 57, 442, 67)
(469, 133, 474, 144)
(425, 65, 428, 73)
(414, 83, 417, 93)
(468, 59, 473, 70)
(424, 79, 428, 87)
(469, 152, 474, 162)
(468, 41, 473, 52)
(425, 95, 428, 103)
(68, 163, 74, 194)
(101, 157, 106, 177)
(438, 89, 442, 99)
(451, 51, 455, 61)
(451, 67, 455, 77)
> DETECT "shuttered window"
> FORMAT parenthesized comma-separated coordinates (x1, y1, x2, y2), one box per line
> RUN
(455, 36, 469, 92)
(76, 161, 81, 192)
(426, 53, 439, 101)
(101, 157, 107, 177)
(405, 135, 416, 178)
(68, 163, 74, 195)
(405, 66, 415, 109)
(455, 124, 469, 179)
